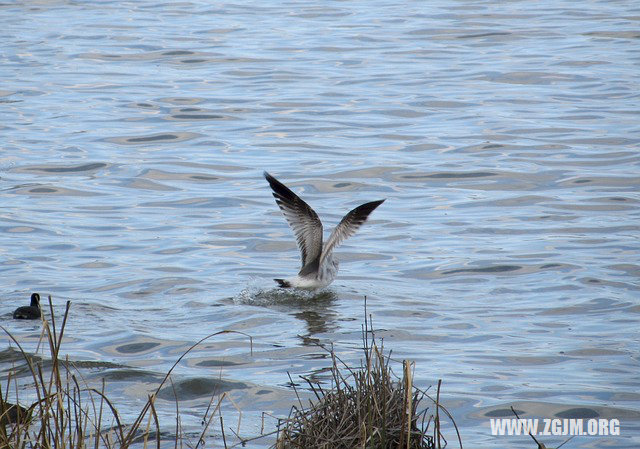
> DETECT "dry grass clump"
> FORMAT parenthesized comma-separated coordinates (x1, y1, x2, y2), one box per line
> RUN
(274, 313, 462, 449)
(1, 297, 250, 449)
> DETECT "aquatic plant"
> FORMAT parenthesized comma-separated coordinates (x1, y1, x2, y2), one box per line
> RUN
(273, 307, 462, 449)
(1, 297, 250, 449)
(1, 297, 461, 449)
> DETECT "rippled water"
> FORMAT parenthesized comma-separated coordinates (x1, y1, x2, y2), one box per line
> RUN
(1, 1, 639, 447)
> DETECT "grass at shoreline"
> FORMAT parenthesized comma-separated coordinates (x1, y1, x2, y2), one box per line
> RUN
(273, 310, 461, 449)
(2, 298, 461, 449)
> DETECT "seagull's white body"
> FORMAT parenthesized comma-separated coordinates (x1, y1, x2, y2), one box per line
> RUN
(280, 254, 338, 289)
(264, 172, 384, 289)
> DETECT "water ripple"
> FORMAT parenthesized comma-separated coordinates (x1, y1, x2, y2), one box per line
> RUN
(2, 1, 638, 447)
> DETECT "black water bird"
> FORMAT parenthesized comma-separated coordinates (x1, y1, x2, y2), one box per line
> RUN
(12, 293, 42, 320)
(0, 399, 31, 426)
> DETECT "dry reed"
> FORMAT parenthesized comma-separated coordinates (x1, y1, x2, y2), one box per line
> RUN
(0, 296, 251, 449)
(274, 306, 462, 449)
(2, 297, 462, 449)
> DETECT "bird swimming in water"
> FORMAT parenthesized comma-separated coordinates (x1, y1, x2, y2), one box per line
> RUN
(0, 399, 31, 426)
(264, 172, 384, 289)
(12, 293, 42, 320)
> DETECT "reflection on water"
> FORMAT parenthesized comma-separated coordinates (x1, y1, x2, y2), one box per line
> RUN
(235, 287, 339, 345)
(1, 0, 639, 447)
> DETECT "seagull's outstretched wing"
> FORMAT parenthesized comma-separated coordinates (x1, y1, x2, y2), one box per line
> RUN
(264, 172, 324, 269)
(320, 199, 385, 266)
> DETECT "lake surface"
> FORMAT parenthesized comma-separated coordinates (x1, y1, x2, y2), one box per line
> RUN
(1, 1, 639, 447)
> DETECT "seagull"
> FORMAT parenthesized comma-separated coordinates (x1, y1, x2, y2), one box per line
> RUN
(264, 172, 384, 289)
(13, 293, 42, 320)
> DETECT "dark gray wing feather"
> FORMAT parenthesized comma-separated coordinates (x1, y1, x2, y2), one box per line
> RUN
(320, 199, 385, 266)
(264, 172, 324, 269)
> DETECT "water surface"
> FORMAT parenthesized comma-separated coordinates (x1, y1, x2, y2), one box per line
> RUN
(1, 1, 639, 447)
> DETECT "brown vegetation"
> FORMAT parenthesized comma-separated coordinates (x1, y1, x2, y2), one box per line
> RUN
(274, 312, 461, 449)
(2, 298, 460, 449)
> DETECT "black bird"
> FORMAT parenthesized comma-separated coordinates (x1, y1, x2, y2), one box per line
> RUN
(0, 399, 31, 426)
(12, 293, 42, 320)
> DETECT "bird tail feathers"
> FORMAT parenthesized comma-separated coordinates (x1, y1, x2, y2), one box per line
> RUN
(274, 278, 291, 288)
